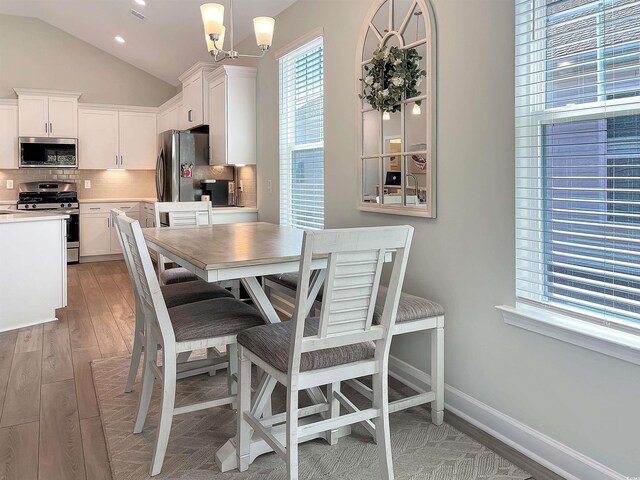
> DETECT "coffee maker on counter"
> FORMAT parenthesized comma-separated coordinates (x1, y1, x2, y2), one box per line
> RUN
(200, 179, 236, 207)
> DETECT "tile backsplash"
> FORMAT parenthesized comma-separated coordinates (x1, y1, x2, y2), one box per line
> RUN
(0, 166, 257, 207)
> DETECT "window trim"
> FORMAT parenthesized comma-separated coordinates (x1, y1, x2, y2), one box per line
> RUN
(497, 304, 640, 366)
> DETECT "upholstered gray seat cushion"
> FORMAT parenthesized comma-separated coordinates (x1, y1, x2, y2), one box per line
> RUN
(168, 298, 265, 343)
(237, 318, 375, 373)
(161, 267, 200, 285)
(161, 280, 234, 309)
(373, 286, 445, 324)
(266, 274, 445, 323)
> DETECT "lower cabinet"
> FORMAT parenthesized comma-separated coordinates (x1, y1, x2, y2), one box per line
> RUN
(80, 202, 140, 257)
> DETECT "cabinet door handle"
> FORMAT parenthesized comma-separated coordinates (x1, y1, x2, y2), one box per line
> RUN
(115, 155, 118, 166)
(107, 217, 110, 228)
(188, 109, 193, 122)
(120, 155, 123, 166)
(45, 122, 48, 133)
(50, 123, 53, 133)
(89, 207, 100, 210)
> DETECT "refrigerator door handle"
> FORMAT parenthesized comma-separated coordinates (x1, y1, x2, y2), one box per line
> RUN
(156, 149, 164, 200)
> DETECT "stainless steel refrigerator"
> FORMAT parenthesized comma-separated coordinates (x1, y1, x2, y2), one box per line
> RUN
(156, 130, 209, 205)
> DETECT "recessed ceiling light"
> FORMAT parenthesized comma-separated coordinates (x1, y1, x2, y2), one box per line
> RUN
(134, 0, 146, 5)
(115, 36, 125, 44)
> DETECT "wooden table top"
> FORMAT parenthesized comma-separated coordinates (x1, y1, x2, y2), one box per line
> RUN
(142, 222, 306, 271)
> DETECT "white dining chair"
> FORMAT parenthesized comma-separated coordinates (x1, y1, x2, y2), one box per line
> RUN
(236, 225, 414, 480)
(262, 273, 445, 426)
(111, 209, 235, 394)
(114, 212, 266, 476)
(154, 201, 214, 285)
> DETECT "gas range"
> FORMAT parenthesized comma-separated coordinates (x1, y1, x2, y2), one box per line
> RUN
(16, 181, 80, 263)
(17, 182, 79, 211)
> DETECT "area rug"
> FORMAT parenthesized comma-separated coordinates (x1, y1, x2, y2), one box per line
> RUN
(92, 356, 531, 480)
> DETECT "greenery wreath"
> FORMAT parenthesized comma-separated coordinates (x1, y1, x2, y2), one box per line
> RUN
(360, 45, 426, 113)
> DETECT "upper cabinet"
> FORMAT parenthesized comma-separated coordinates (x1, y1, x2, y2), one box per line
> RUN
(15, 89, 80, 138)
(118, 111, 157, 169)
(178, 62, 216, 129)
(158, 93, 183, 133)
(208, 66, 257, 166)
(78, 106, 157, 169)
(0, 102, 19, 169)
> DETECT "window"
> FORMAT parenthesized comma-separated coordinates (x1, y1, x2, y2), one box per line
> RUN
(279, 36, 324, 229)
(516, 0, 640, 333)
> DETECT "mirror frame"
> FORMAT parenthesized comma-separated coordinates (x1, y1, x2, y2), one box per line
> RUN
(355, 0, 437, 218)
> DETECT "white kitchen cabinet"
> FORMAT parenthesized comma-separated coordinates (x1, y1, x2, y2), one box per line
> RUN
(78, 108, 120, 169)
(0, 103, 18, 169)
(15, 89, 79, 138)
(158, 101, 181, 133)
(208, 66, 257, 165)
(48, 96, 78, 137)
(80, 213, 111, 256)
(78, 107, 157, 169)
(119, 111, 157, 169)
(179, 63, 215, 129)
(80, 202, 140, 257)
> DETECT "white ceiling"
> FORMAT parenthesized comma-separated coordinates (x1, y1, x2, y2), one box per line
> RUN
(0, 0, 296, 85)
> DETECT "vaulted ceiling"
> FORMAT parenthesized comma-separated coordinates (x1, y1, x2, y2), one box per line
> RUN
(0, 0, 297, 85)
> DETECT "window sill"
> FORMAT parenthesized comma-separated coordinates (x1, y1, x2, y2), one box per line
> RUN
(496, 304, 640, 366)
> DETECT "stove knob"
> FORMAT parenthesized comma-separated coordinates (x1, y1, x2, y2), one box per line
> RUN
(67, 203, 72, 207)
(31, 204, 36, 209)
(61, 203, 65, 208)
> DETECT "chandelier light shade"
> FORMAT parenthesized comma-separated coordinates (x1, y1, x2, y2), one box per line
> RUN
(253, 17, 275, 48)
(412, 103, 422, 115)
(200, 0, 275, 62)
(200, 3, 225, 36)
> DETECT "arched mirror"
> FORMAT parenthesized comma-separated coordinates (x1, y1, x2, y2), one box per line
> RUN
(356, 0, 436, 217)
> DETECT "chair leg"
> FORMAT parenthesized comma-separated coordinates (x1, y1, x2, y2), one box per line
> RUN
(150, 354, 177, 476)
(327, 382, 341, 445)
(227, 343, 238, 409)
(134, 330, 157, 434)
(125, 331, 143, 393)
(286, 386, 299, 480)
(430, 326, 444, 425)
(237, 346, 252, 472)
(372, 371, 394, 480)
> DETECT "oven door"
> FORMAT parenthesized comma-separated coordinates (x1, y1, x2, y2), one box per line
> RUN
(19, 137, 78, 168)
(64, 210, 80, 264)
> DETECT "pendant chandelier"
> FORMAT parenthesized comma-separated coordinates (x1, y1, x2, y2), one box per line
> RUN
(201, 0, 275, 62)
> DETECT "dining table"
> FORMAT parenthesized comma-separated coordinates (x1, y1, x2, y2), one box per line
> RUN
(142, 221, 344, 472)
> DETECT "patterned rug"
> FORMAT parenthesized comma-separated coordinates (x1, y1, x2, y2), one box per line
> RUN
(92, 356, 531, 480)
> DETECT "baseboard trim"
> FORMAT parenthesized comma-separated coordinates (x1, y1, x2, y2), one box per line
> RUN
(388, 354, 627, 480)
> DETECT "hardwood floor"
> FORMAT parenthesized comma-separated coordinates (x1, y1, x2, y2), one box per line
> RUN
(0, 261, 132, 480)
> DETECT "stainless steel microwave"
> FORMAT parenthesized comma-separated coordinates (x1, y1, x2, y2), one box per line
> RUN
(19, 137, 78, 168)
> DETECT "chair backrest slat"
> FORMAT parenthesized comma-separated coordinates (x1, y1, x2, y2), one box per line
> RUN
(154, 201, 213, 227)
(153, 202, 213, 279)
(114, 212, 175, 349)
(288, 225, 414, 372)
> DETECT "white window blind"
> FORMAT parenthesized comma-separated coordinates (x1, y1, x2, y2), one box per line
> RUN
(279, 36, 324, 229)
(516, 0, 640, 334)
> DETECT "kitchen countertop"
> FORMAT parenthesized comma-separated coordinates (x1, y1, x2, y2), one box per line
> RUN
(78, 198, 258, 213)
(78, 198, 159, 203)
(0, 210, 70, 224)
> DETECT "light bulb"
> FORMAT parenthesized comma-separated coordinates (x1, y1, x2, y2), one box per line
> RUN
(382, 111, 391, 121)
(412, 103, 421, 115)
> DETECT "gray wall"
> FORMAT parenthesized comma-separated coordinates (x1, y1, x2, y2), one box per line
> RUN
(0, 15, 175, 106)
(243, 0, 640, 475)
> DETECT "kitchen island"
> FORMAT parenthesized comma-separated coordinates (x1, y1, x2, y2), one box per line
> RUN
(0, 210, 68, 332)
